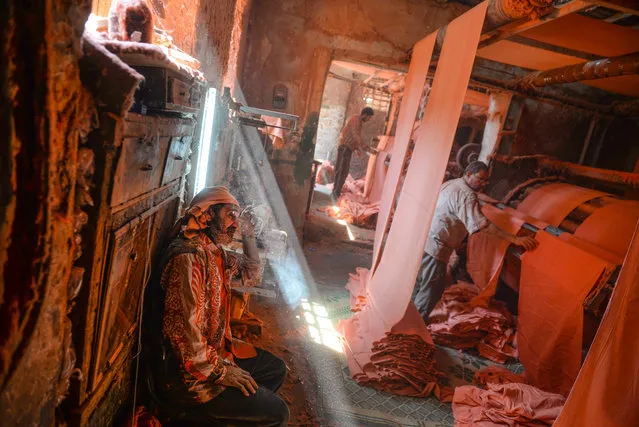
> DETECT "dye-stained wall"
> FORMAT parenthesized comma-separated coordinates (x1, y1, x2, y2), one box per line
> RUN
(241, 0, 467, 229)
(0, 0, 94, 425)
(1, 0, 251, 425)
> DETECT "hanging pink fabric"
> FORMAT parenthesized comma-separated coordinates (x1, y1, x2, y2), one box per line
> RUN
(371, 36, 435, 272)
(364, 136, 394, 203)
(554, 224, 639, 427)
(339, 2, 489, 385)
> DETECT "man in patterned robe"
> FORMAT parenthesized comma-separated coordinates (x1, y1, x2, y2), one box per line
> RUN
(145, 186, 289, 426)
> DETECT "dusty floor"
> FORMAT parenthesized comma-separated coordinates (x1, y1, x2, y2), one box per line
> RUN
(242, 189, 522, 426)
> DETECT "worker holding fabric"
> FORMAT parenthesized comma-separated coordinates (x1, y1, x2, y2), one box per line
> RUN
(332, 107, 378, 199)
(413, 161, 538, 318)
(144, 186, 289, 426)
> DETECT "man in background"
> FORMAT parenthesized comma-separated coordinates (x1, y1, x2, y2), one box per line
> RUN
(332, 107, 377, 199)
(413, 161, 539, 318)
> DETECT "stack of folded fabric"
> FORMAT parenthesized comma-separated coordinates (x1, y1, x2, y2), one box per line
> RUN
(427, 283, 518, 363)
(353, 333, 453, 401)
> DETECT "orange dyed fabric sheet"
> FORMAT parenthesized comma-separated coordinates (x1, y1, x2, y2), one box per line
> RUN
(574, 199, 639, 259)
(467, 204, 525, 306)
(554, 225, 639, 427)
(516, 183, 607, 227)
(518, 231, 615, 396)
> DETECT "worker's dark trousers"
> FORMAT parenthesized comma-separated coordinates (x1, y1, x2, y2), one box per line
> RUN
(412, 252, 448, 319)
(184, 349, 289, 426)
(332, 145, 353, 198)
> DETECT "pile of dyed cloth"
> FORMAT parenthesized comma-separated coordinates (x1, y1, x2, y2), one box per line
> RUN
(427, 283, 518, 364)
(473, 366, 527, 388)
(354, 333, 453, 401)
(315, 160, 334, 185)
(453, 382, 565, 426)
(323, 175, 380, 229)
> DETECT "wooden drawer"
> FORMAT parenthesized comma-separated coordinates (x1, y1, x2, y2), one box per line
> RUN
(162, 136, 191, 185)
(92, 217, 152, 385)
(111, 135, 170, 206)
(149, 197, 180, 263)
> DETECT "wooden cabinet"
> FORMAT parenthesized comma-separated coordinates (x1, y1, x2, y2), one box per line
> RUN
(110, 136, 171, 206)
(70, 111, 198, 425)
(162, 135, 192, 186)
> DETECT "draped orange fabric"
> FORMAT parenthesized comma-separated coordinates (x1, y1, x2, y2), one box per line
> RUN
(516, 183, 607, 227)
(574, 199, 639, 259)
(339, 2, 489, 383)
(467, 204, 524, 306)
(554, 224, 639, 427)
(518, 231, 615, 396)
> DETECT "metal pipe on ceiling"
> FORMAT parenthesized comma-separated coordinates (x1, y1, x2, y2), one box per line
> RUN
(517, 52, 639, 89)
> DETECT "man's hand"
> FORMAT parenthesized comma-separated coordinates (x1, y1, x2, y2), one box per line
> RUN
(239, 209, 256, 237)
(477, 193, 499, 205)
(220, 365, 259, 396)
(514, 236, 539, 251)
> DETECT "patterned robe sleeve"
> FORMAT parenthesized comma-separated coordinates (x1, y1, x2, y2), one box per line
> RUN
(161, 253, 227, 382)
(226, 251, 262, 287)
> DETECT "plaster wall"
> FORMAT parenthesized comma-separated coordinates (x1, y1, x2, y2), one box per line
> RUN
(242, 0, 466, 120)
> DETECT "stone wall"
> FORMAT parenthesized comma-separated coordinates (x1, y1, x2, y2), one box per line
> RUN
(315, 76, 352, 162)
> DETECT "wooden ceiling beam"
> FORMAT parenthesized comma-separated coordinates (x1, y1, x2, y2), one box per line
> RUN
(586, 0, 639, 17)
(479, 0, 593, 49)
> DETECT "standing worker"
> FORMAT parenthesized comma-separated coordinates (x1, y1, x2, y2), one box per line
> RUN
(332, 107, 378, 199)
(413, 161, 539, 318)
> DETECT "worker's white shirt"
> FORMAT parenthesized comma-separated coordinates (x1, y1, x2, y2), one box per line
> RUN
(424, 178, 489, 262)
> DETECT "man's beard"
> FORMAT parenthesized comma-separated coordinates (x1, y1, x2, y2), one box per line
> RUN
(207, 219, 236, 245)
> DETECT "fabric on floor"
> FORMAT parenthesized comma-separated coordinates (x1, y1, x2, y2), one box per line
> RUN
(322, 176, 380, 228)
(515, 183, 608, 227)
(427, 282, 518, 364)
(340, 3, 488, 395)
(473, 366, 527, 388)
(353, 333, 453, 402)
(573, 199, 639, 260)
(554, 224, 639, 427)
(518, 231, 615, 396)
(452, 382, 565, 426)
(315, 160, 334, 185)
(467, 204, 525, 306)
